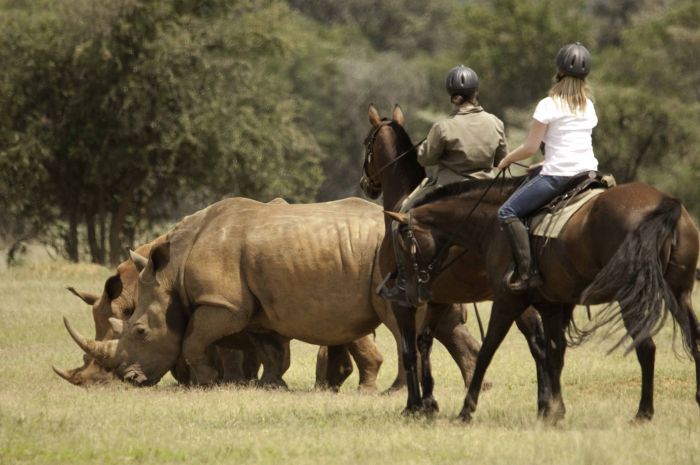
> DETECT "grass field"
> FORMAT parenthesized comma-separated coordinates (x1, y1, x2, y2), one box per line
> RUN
(1, 261, 699, 465)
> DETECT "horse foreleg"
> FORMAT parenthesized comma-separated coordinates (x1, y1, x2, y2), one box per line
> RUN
(417, 303, 454, 414)
(539, 304, 573, 424)
(433, 303, 480, 387)
(392, 303, 421, 414)
(514, 306, 550, 417)
(459, 297, 526, 423)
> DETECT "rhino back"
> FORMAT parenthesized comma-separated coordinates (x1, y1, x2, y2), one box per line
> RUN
(185, 198, 386, 345)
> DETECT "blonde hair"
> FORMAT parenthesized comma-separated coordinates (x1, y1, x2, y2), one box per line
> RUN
(548, 74, 589, 115)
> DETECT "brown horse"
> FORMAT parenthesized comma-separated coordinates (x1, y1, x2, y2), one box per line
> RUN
(386, 175, 700, 422)
(361, 105, 550, 415)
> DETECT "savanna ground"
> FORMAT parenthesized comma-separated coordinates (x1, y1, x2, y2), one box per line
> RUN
(1, 260, 699, 465)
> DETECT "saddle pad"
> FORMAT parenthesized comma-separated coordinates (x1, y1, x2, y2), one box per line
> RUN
(530, 188, 605, 238)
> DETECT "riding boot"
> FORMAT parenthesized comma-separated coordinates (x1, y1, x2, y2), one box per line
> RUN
(503, 219, 543, 292)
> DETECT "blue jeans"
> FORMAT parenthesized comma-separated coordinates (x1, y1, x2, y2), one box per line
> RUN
(498, 174, 572, 224)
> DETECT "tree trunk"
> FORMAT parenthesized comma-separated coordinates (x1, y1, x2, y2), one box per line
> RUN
(86, 212, 105, 264)
(109, 196, 131, 266)
(65, 208, 80, 262)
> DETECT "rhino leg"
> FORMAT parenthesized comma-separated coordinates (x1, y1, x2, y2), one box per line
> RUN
(250, 332, 290, 389)
(347, 335, 383, 392)
(315, 345, 353, 391)
(182, 305, 250, 386)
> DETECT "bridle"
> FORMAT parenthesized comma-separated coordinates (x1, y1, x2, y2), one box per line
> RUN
(360, 120, 425, 197)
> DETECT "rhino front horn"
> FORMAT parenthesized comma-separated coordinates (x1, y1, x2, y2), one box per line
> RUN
(52, 366, 74, 383)
(63, 317, 118, 367)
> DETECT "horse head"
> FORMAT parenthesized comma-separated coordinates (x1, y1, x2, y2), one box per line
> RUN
(360, 104, 424, 205)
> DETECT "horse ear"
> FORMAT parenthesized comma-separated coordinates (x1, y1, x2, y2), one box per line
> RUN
(368, 104, 382, 127)
(384, 211, 408, 224)
(392, 104, 404, 127)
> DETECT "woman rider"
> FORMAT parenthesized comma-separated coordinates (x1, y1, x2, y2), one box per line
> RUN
(399, 65, 507, 212)
(387, 65, 507, 304)
(497, 42, 598, 292)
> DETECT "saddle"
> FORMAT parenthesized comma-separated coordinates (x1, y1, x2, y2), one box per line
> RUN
(527, 170, 616, 239)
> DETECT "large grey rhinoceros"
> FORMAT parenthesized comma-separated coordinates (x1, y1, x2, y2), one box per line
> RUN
(63, 197, 479, 387)
(57, 201, 384, 390)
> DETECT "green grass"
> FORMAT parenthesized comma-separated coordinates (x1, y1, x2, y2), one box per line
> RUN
(1, 261, 699, 464)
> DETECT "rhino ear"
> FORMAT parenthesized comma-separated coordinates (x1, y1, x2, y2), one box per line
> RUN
(104, 275, 123, 301)
(67, 287, 99, 306)
(129, 250, 148, 273)
(150, 241, 170, 274)
(384, 211, 409, 224)
(108, 317, 124, 336)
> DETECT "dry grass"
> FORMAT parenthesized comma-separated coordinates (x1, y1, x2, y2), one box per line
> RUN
(1, 261, 699, 464)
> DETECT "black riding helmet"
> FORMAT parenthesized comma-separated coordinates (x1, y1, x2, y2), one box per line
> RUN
(555, 42, 591, 78)
(445, 65, 479, 96)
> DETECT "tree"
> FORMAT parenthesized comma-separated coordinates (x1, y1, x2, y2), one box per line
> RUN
(0, 0, 325, 264)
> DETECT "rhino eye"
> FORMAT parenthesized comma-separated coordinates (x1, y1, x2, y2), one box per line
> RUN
(123, 307, 134, 318)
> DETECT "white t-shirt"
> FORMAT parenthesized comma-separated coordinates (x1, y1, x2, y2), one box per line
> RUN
(533, 96, 598, 176)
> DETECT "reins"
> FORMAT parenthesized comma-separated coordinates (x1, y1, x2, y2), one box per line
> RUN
(407, 168, 507, 282)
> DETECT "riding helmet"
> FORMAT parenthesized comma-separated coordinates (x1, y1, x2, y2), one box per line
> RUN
(445, 65, 479, 96)
(555, 42, 592, 78)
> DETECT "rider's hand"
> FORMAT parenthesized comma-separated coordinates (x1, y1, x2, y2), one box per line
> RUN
(497, 158, 511, 170)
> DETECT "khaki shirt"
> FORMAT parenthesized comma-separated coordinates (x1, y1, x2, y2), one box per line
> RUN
(417, 106, 507, 185)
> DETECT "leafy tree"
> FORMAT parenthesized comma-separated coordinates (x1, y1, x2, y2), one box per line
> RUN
(0, 0, 325, 264)
(593, 0, 700, 215)
(455, 0, 593, 119)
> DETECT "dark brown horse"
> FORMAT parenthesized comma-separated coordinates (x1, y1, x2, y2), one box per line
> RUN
(386, 174, 700, 422)
(361, 105, 550, 415)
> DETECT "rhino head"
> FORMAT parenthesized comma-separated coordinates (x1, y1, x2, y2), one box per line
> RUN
(63, 241, 187, 386)
(54, 243, 152, 386)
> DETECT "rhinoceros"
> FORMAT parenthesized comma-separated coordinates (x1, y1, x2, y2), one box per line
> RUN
(56, 201, 384, 390)
(55, 237, 268, 386)
(63, 197, 479, 387)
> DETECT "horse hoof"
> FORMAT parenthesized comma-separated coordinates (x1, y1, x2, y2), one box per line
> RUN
(402, 405, 422, 417)
(542, 404, 566, 425)
(421, 397, 440, 415)
(632, 411, 653, 423)
(457, 410, 472, 423)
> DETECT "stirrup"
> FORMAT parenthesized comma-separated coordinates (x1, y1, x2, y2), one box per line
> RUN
(503, 266, 542, 293)
(376, 272, 412, 306)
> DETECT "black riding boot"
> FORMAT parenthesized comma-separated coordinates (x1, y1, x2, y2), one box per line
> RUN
(503, 219, 543, 292)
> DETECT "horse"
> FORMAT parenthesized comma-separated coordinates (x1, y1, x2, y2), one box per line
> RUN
(385, 174, 700, 422)
(361, 104, 550, 415)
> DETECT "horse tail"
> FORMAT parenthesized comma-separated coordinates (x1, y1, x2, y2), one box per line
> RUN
(575, 196, 690, 354)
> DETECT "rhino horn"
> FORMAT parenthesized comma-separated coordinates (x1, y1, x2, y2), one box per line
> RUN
(52, 366, 76, 384)
(129, 249, 148, 272)
(63, 317, 119, 367)
(108, 317, 124, 336)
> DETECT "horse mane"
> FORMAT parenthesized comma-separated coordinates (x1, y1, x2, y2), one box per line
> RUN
(413, 175, 527, 208)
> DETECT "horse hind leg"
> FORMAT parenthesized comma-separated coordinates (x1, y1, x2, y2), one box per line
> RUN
(459, 297, 527, 422)
(620, 309, 656, 421)
(539, 304, 574, 424)
(679, 291, 700, 414)
(514, 306, 551, 417)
